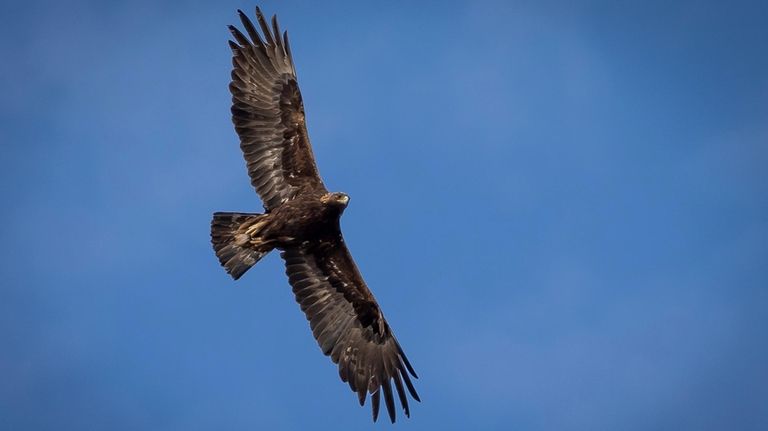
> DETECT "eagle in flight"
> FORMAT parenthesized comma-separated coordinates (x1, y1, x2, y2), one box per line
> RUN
(210, 7, 420, 423)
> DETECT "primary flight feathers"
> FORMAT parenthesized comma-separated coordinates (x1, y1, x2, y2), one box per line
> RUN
(211, 7, 420, 423)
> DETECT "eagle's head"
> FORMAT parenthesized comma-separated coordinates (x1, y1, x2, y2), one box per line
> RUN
(321, 192, 350, 209)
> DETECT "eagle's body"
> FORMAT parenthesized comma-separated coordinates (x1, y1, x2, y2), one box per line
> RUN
(210, 7, 419, 423)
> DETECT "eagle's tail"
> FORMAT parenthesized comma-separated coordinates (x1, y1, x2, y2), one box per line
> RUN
(211, 212, 272, 280)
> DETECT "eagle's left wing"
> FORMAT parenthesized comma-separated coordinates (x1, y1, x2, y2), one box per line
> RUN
(281, 239, 420, 423)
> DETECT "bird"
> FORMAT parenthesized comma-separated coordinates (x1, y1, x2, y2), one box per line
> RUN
(210, 7, 420, 423)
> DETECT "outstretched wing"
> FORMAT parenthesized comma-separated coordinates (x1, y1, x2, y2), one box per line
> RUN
(282, 239, 420, 423)
(228, 8, 325, 210)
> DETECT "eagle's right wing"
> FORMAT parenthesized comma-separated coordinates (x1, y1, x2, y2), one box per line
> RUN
(281, 239, 420, 423)
(228, 8, 326, 210)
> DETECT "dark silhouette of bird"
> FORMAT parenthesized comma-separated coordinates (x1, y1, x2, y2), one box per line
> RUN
(210, 7, 420, 423)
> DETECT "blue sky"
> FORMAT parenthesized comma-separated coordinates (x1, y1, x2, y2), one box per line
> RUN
(1, 0, 767, 429)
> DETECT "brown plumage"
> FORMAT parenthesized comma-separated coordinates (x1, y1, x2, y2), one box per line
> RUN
(210, 7, 420, 423)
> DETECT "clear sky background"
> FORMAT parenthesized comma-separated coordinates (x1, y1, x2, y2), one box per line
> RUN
(1, 0, 766, 429)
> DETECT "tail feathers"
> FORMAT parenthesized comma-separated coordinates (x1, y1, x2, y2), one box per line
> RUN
(211, 212, 271, 280)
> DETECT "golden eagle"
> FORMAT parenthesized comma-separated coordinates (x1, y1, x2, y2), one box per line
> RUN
(210, 7, 420, 423)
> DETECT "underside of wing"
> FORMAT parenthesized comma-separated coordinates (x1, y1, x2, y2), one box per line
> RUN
(281, 240, 420, 423)
(228, 8, 325, 210)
